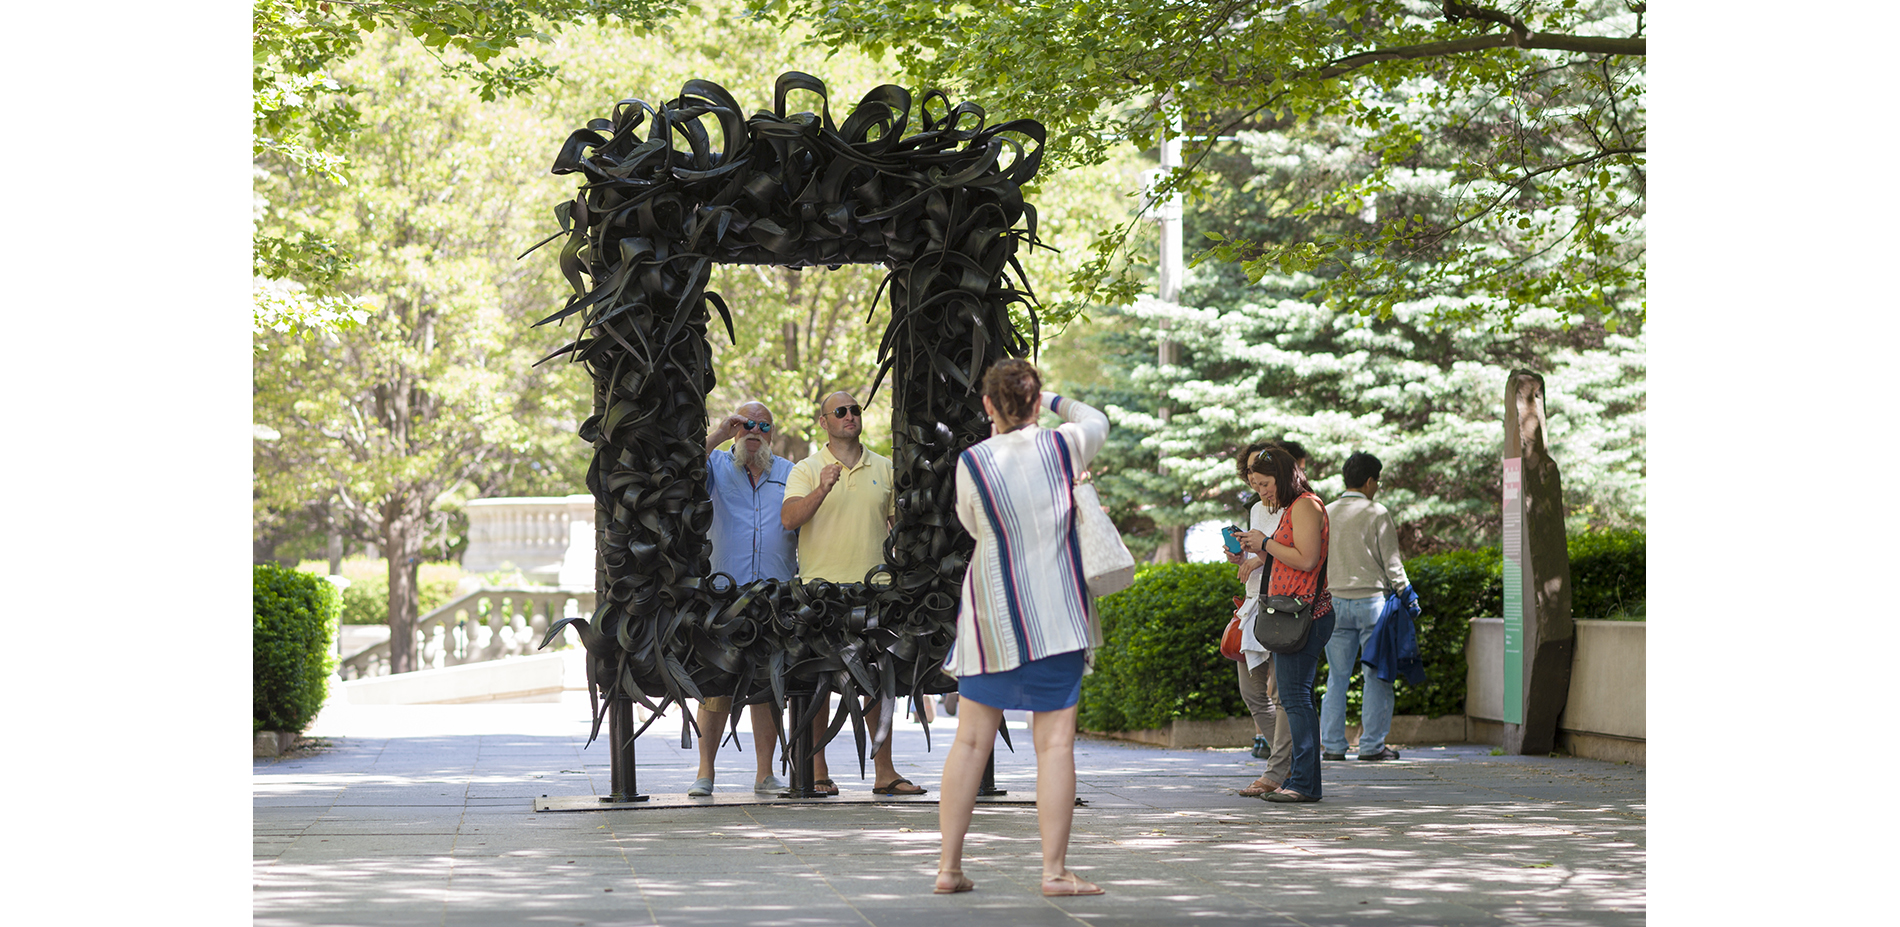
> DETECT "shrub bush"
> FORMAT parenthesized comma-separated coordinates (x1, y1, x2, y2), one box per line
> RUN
(1374, 548, 1502, 719)
(1078, 562, 1247, 732)
(254, 563, 341, 734)
(297, 560, 464, 625)
(338, 577, 389, 625)
(1568, 528, 1645, 620)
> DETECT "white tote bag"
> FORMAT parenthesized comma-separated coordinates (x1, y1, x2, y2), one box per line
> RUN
(1071, 480, 1136, 596)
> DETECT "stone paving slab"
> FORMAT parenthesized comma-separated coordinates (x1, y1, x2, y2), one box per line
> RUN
(256, 691, 1644, 925)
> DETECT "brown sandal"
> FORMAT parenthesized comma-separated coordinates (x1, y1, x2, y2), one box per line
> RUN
(1237, 776, 1281, 797)
(933, 869, 974, 894)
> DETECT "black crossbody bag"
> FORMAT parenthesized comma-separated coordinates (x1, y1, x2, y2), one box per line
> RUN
(1250, 506, 1327, 654)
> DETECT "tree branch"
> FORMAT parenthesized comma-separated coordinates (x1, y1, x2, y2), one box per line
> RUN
(1318, 32, 1645, 82)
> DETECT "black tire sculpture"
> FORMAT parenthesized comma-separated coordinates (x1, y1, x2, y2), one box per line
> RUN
(531, 73, 1047, 793)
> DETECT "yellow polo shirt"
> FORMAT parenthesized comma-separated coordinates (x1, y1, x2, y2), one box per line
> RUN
(784, 443, 895, 583)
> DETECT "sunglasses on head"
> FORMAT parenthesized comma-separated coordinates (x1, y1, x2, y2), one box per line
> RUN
(741, 420, 772, 433)
(829, 404, 862, 418)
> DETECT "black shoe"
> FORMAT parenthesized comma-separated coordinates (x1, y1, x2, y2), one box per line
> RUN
(1322, 752, 1346, 761)
(1250, 736, 1269, 759)
(1356, 747, 1401, 761)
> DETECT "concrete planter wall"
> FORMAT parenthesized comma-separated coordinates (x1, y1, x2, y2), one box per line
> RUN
(254, 730, 300, 758)
(1467, 618, 1645, 764)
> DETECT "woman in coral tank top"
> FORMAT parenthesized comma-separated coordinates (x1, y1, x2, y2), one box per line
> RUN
(1238, 444, 1333, 802)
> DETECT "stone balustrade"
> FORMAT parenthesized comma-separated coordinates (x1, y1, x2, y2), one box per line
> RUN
(461, 495, 597, 586)
(338, 586, 595, 680)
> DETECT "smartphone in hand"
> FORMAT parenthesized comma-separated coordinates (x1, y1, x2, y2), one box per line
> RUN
(1221, 525, 1244, 555)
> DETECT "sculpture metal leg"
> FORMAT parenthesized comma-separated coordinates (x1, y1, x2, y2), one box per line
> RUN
(779, 692, 831, 798)
(977, 750, 1007, 796)
(602, 697, 649, 803)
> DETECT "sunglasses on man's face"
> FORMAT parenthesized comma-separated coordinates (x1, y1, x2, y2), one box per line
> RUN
(741, 420, 772, 433)
(829, 405, 862, 419)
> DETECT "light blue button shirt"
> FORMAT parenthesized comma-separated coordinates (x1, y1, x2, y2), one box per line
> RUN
(706, 450, 799, 584)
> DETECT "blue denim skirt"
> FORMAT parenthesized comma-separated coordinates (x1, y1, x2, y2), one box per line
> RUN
(955, 649, 1086, 712)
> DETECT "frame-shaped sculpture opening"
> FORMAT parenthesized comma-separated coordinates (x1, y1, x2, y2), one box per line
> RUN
(533, 73, 1047, 784)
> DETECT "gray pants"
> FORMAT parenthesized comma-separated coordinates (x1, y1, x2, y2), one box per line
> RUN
(1238, 657, 1291, 785)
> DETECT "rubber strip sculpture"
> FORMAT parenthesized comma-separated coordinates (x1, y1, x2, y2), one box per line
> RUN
(531, 72, 1047, 785)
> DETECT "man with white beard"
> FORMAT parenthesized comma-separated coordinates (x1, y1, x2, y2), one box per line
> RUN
(687, 401, 798, 797)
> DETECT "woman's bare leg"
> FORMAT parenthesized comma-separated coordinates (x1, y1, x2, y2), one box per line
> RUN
(1030, 704, 1080, 880)
(937, 698, 1003, 887)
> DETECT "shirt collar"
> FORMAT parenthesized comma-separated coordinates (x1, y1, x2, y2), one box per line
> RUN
(1340, 491, 1367, 499)
(820, 443, 869, 471)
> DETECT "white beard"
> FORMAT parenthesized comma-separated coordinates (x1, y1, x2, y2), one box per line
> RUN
(733, 442, 774, 474)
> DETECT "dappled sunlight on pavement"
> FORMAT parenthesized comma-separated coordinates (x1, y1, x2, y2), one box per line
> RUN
(258, 693, 1642, 925)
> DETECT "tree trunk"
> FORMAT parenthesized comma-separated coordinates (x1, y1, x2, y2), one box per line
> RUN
(383, 495, 428, 674)
(326, 501, 344, 576)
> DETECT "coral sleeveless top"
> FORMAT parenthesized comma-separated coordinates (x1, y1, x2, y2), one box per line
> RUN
(1267, 492, 1331, 620)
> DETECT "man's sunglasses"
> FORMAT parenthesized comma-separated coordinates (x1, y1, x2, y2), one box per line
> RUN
(828, 404, 862, 418)
(741, 420, 772, 433)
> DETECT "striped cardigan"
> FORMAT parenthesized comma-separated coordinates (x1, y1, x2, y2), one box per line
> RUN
(946, 392, 1110, 677)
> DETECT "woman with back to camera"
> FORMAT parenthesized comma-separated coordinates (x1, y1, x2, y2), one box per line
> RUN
(933, 358, 1110, 898)
(1237, 444, 1333, 803)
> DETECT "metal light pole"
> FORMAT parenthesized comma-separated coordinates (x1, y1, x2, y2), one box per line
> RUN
(1149, 118, 1188, 563)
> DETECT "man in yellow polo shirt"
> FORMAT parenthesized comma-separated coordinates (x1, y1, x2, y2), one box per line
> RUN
(781, 391, 923, 795)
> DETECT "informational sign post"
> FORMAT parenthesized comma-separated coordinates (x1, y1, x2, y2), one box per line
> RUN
(1501, 457, 1524, 725)
(1499, 369, 1573, 755)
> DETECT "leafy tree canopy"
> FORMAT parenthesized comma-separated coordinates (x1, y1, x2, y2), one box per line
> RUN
(1039, 124, 1643, 556)
(763, 0, 1646, 332)
(253, 0, 691, 334)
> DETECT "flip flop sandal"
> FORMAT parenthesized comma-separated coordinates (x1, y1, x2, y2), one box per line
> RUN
(872, 777, 927, 795)
(812, 778, 839, 796)
(1041, 871, 1104, 897)
(933, 869, 975, 894)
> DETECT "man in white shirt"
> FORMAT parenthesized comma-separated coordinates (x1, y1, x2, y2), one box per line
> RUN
(1321, 452, 1411, 762)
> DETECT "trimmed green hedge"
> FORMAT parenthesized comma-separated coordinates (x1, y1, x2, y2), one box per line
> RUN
(254, 563, 340, 734)
(1373, 549, 1500, 718)
(1078, 563, 1246, 732)
(1079, 529, 1645, 732)
(1568, 528, 1645, 620)
(336, 571, 461, 625)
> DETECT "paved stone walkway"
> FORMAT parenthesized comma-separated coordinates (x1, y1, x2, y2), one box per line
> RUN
(255, 692, 1644, 926)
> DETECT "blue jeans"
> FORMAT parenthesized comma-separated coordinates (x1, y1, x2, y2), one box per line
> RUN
(1272, 608, 1336, 798)
(1320, 595, 1394, 756)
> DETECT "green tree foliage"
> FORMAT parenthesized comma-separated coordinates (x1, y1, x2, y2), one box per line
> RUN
(254, 34, 595, 672)
(253, 6, 1136, 653)
(1083, 292, 1644, 554)
(253, 0, 690, 332)
(254, 564, 342, 733)
(765, 0, 1646, 332)
(1035, 75, 1643, 555)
